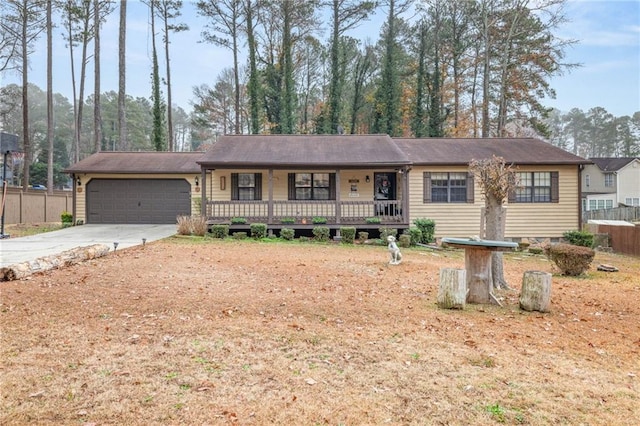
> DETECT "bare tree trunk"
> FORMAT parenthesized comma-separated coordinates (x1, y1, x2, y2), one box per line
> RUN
(20, 0, 30, 190)
(46, 0, 53, 193)
(162, 6, 173, 150)
(485, 202, 509, 289)
(118, 0, 127, 150)
(93, 0, 102, 152)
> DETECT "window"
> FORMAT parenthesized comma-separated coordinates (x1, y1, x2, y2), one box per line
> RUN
(604, 173, 614, 187)
(585, 174, 590, 187)
(605, 199, 613, 209)
(511, 172, 558, 203)
(231, 173, 262, 200)
(423, 172, 474, 203)
(589, 199, 597, 211)
(626, 197, 640, 206)
(288, 173, 335, 200)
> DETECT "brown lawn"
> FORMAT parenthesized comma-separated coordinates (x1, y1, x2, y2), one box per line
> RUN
(1, 237, 639, 425)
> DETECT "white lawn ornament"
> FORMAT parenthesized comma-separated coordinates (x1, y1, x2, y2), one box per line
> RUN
(387, 235, 402, 265)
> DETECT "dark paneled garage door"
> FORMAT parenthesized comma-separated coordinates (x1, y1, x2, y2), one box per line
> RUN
(86, 179, 191, 224)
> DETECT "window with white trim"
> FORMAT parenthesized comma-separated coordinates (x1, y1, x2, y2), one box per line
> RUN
(604, 173, 614, 187)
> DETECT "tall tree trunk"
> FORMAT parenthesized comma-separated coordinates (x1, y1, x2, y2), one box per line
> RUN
(481, 1, 490, 138)
(93, 0, 102, 153)
(46, 0, 53, 193)
(20, 0, 30, 190)
(244, 0, 260, 134)
(162, 7, 174, 150)
(118, 0, 127, 150)
(77, 5, 91, 158)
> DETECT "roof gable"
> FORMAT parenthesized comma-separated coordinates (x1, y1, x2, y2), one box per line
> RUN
(197, 134, 410, 168)
(64, 152, 204, 174)
(590, 157, 640, 172)
(394, 138, 589, 165)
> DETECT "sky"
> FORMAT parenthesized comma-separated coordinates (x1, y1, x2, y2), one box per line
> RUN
(1, 0, 639, 118)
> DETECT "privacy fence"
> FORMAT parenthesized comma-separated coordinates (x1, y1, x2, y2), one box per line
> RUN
(1, 187, 72, 225)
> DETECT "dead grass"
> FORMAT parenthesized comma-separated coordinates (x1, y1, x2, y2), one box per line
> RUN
(1, 238, 639, 425)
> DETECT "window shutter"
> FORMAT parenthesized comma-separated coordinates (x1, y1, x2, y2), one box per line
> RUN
(231, 173, 239, 200)
(288, 173, 296, 200)
(466, 173, 475, 204)
(551, 171, 559, 203)
(423, 172, 432, 203)
(329, 173, 336, 200)
(254, 173, 262, 200)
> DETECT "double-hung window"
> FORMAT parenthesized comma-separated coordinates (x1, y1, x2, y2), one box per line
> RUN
(423, 172, 474, 203)
(288, 173, 335, 200)
(604, 173, 614, 187)
(512, 172, 558, 203)
(231, 173, 262, 200)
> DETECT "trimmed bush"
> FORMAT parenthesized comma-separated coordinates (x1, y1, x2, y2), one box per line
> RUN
(358, 231, 369, 243)
(312, 216, 327, 224)
(365, 217, 381, 224)
(280, 217, 295, 224)
(231, 217, 247, 224)
(250, 223, 267, 239)
(280, 227, 295, 241)
(379, 227, 397, 241)
(312, 226, 330, 242)
(414, 218, 435, 244)
(61, 211, 73, 224)
(528, 247, 543, 255)
(232, 232, 248, 240)
(407, 227, 422, 246)
(547, 243, 595, 276)
(210, 224, 229, 239)
(340, 227, 356, 244)
(563, 230, 594, 248)
(398, 234, 411, 248)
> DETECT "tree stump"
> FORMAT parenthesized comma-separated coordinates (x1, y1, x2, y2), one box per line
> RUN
(519, 271, 552, 312)
(465, 247, 493, 304)
(437, 268, 467, 309)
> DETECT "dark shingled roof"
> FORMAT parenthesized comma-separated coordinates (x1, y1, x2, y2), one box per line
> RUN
(197, 134, 410, 168)
(589, 157, 639, 171)
(64, 152, 203, 174)
(394, 138, 590, 165)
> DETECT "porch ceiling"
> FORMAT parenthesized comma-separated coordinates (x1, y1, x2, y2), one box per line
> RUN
(197, 134, 411, 169)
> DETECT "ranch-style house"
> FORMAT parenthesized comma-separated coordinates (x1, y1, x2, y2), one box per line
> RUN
(65, 134, 590, 240)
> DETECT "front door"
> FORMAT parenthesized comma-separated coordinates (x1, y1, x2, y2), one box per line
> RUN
(374, 172, 396, 216)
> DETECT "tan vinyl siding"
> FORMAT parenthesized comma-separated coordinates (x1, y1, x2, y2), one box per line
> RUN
(210, 170, 385, 201)
(74, 174, 198, 223)
(408, 165, 580, 239)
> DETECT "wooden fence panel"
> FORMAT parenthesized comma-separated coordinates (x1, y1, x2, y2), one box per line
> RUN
(1, 189, 73, 225)
(597, 224, 640, 257)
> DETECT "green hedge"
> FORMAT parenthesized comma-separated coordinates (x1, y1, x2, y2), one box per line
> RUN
(250, 223, 267, 239)
(562, 230, 594, 248)
(414, 218, 435, 244)
(312, 226, 330, 242)
(340, 227, 356, 244)
(210, 224, 229, 239)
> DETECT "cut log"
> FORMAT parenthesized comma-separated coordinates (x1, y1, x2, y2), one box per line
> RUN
(465, 247, 493, 304)
(519, 271, 552, 313)
(0, 244, 111, 281)
(437, 268, 467, 309)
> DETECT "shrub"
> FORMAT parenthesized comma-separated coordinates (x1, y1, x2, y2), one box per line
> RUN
(563, 230, 594, 248)
(231, 217, 247, 224)
(312, 226, 330, 242)
(232, 232, 247, 240)
(365, 217, 381, 224)
(414, 218, 435, 244)
(407, 227, 422, 246)
(280, 217, 295, 224)
(547, 243, 595, 276)
(191, 216, 208, 236)
(61, 211, 73, 224)
(528, 247, 543, 255)
(299, 236, 310, 243)
(176, 215, 191, 235)
(210, 224, 229, 239)
(379, 227, 397, 241)
(340, 227, 356, 244)
(358, 231, 369, 243)
(280, 227, 295, 240)
(250, 223, 267, 239)
(312, 216, 327, 224)
(398, 234, 411, 248)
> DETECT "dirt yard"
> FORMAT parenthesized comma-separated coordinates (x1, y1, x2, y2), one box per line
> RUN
(1, 237, 639, 425)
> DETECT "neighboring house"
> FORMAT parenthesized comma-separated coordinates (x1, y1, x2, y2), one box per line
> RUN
(581, 157, 640, 211)
(66, 135, 589, 239)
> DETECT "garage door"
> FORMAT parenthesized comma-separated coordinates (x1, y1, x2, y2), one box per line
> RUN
(86, 179, 191, 224)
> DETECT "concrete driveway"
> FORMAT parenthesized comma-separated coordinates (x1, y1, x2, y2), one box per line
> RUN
(0, 224, 176, 268)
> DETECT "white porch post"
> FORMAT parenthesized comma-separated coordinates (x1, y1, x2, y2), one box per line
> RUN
(403, 166, 410, 224)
